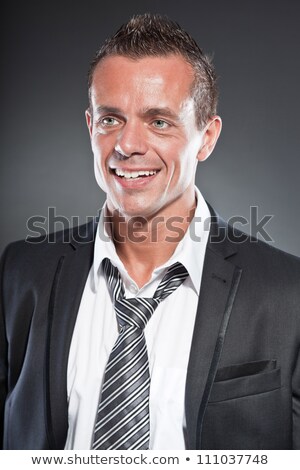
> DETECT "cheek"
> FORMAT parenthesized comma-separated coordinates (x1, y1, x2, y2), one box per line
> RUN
(169, 146, 198, 187)
(168, 143, 195, 171)
(93, 154, 106, 192)
(91, 136, 114, 192)
(91, 135, 111, 168)
(153, 139, 181, 169)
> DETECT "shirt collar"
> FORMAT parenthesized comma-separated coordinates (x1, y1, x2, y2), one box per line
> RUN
(92, 186, 210, 295)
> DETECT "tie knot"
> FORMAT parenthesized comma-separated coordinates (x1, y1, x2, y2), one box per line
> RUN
(115, 297, 160, 329)
(102, 258, 189, 330)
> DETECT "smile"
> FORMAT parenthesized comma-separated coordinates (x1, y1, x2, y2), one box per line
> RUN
(113, 169, 158, 179)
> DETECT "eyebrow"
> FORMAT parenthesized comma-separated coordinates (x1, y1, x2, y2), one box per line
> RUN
(141, 107, 180, 121)
(95, 105, 180, 121)
(95, 106, 123, 115)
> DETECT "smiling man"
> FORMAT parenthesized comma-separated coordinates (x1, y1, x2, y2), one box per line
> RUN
(1, 14, 300, 451)
(86, 52, 220, 286)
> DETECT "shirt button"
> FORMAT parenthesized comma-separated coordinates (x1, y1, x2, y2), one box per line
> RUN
(129, 283, 139, 294)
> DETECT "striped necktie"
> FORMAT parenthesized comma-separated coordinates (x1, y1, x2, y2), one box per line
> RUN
(91, 258, 189, 450)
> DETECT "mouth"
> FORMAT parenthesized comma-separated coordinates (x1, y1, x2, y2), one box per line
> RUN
(112, 168, 159, 179)
(110, 167, 161, 189)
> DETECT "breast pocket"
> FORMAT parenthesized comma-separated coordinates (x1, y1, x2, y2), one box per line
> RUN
(201, 360, 286, 449)
(209, 359, 281, 403)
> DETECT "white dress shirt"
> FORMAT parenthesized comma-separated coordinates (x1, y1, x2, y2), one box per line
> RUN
(64, 187, 210, 450)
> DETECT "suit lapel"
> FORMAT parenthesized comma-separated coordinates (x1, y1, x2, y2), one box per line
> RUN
(45, 221, 97, 449)
(185, 206, 242, 449)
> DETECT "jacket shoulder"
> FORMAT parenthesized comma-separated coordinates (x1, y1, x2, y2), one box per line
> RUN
(0, 219, 97, 277)
(230, 224, 300, 269)
(222, 224, 300, 298)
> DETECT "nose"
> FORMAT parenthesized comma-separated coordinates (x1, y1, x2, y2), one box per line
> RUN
(115, 119, 148, 157)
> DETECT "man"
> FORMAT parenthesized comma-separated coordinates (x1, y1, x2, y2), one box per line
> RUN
(0, 13, 300, 450)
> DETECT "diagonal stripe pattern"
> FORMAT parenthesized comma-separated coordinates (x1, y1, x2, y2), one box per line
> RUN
(91, 258, 188, 450)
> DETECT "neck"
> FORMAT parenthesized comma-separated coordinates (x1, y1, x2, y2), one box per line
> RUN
(105, 192, 196, 287)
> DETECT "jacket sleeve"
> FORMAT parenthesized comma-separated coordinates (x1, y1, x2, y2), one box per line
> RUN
(293, 345, 300, 449)
(0, 245, 9, 449)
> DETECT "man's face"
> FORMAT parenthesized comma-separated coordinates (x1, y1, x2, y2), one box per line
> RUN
(87, 54, 216, 220)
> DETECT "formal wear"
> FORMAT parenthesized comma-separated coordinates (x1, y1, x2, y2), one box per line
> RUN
(1, 197, 300, 449)
(65, 188, 210, 450)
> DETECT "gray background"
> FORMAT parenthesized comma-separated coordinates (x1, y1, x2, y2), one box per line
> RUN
(1, 0, 300, 256)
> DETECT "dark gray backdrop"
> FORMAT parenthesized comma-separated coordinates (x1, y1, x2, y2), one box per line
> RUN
(1, 0, 300, 256)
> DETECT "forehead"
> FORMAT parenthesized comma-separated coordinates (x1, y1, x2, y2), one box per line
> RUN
(90, 54, 195, 111)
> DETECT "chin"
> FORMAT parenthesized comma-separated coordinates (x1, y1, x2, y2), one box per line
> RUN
(117, 203, 160, 221)
(113, 197, 153, 217)
(120, 208, 150, 220)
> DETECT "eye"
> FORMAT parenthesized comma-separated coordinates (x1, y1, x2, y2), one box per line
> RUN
(100, 117, 120, 127)
(152, 119, 169, 129)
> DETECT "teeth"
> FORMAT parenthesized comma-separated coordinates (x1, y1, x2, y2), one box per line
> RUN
(114, 169, 157, 178)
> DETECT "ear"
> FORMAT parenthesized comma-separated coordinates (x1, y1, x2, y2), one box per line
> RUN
(85, 108, 93, 139)
(197, 116, 222, 162)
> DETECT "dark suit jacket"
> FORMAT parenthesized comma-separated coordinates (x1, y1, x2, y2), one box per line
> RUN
(1, 205, 300, 450)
